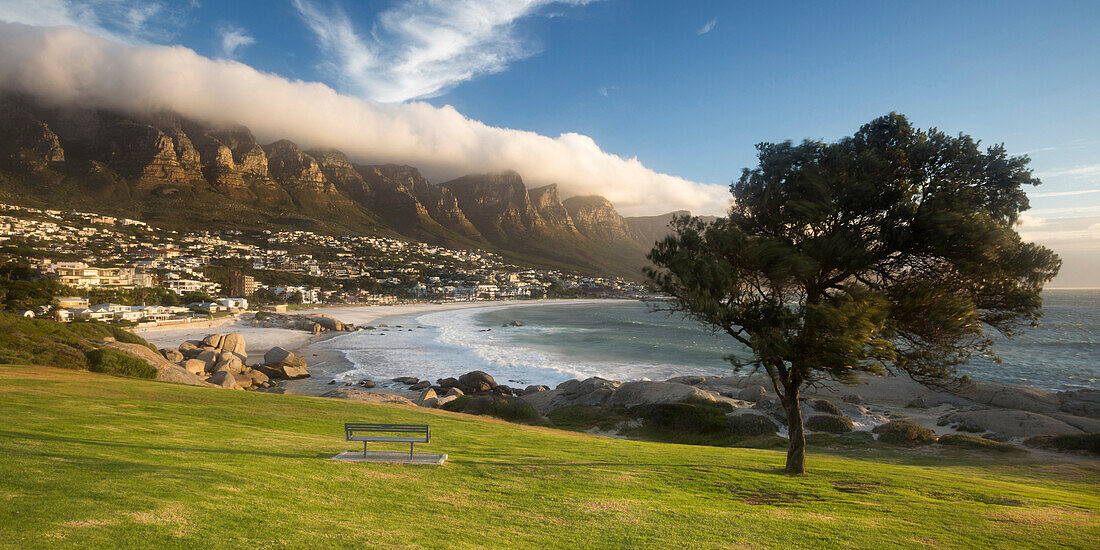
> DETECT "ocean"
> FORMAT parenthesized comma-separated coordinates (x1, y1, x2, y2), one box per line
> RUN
(317, 290, 1100, 392)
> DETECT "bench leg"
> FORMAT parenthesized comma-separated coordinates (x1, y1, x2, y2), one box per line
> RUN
(409, 442, 414, 460)
(364, 441, 368, 458)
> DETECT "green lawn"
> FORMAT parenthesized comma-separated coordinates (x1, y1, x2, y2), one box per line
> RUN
(1, 366, 1097, 549)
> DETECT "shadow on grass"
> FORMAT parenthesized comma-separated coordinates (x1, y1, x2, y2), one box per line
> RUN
(0, 430, 333, 460)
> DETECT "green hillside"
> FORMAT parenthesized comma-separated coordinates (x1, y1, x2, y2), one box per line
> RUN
(1, 367, 1097, 549)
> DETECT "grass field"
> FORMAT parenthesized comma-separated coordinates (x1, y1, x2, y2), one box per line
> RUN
(1, 366, 1097, 549)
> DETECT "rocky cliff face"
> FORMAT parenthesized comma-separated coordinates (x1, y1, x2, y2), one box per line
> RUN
(441, 171, 549, 243)
(0, 98, 64, 170)
(563, 195, 633, 241)
(309, 148, 371, 201)
(263, 140, 333, 194)
(0, 93, 682, 277)
(529, 184, 577, 233)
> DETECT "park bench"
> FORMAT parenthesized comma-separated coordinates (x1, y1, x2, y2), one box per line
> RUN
(345, 423, 430, 459)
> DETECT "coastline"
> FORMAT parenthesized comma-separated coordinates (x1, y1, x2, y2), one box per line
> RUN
(138, 298, 635, 396)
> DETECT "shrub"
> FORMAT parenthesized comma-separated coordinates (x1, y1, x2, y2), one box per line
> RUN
(441, 395, 541, 423)
(805, 414, 854, 433)
(631, 402, 730, 436)
(811, 399, 843, 416)
(548, 405, 630, 432)
(85, 348, 157, 379)
(727, 413, 779, 436)
(1024, 433, 1100, 456)
(938, 434, 1019, 453)
(872, 421, 937, 446)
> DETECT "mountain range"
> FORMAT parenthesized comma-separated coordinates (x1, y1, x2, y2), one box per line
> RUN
(0, 94, 715, 278)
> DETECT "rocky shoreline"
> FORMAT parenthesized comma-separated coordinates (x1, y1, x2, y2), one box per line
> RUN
(125, 308, 1099, 456)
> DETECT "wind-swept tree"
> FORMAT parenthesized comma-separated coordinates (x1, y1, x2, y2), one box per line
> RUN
(646, 114, 1060, 474)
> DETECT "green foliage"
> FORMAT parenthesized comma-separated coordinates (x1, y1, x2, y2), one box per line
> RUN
(1025, 433, 1100, 456)
(805, 431, 875, 447)
(726, 413, 779, 436)
(629, 402, 732, 443)
(938, 434, 1020, 453)
(547, 404, 631, 432)
(805, 414, 855, 433)
(811, 399, 843, 416)
(0, 313, 155, 369)
(0, 260, 65, 311)
(441, 395, 541, 423)
(84, 348, 157, 379)
(873, 421, 938, 446)
(645, 113, 1060, 472)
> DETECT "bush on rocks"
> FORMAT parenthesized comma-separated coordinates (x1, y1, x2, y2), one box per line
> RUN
(872, 421, 937, 446)
(806, 431, 875, 446)
(85, 348, 157, 379)
(938, 434, 1019, 453)
(727, 413, 779, 436)
(811, 399, 843, 416)
(441, 395, 540, 423)
(805, 414, 854, 433)
(548, 404, 631, 432)
(1024, 433, 1100, 455)
(632, 402, 730, 436)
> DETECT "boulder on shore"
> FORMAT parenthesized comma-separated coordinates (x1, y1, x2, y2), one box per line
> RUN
(264, 347, 309, 379)
(458, 370, 497, 393)
(160, 348, 184, 363)
(942, 409, 1084, 440)
(220, 334, 247, 357)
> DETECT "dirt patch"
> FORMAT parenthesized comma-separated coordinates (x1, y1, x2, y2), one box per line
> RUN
(64, 519, 111, 528)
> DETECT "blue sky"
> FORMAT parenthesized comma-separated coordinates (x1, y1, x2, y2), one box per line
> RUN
(1, 0, 1098, 285)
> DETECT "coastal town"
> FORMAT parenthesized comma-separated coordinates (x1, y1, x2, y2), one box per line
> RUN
(0, 202, 649, 325)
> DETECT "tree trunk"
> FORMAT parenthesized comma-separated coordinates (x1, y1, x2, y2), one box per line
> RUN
(782, 385, 806, 474)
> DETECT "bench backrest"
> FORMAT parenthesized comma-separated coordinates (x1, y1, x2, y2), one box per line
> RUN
(345, 423, 430, 442)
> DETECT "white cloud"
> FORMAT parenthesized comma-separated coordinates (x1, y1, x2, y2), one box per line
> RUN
(217, 24, 255, 59)
(1038, 164, 1100, 180)
(291, 0, 595, 103)
(697, 17, 717, 35)
(1028, 188, 1100, 199)
(0, 23, 729, 216)
(0, 0, 191, 44)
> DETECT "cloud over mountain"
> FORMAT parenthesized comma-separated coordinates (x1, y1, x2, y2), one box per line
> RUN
(0, 22, 729, 216)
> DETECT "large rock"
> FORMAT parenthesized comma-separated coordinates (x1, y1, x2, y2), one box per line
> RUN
(220, 334, 246, 357)
(521, 377, 716, 414)
(458, 370, 498, 393)
(666, 375, 707, 386)
(247, 368, 270, 386)
(609, 381, 716, 408)
(1058, 389, 1100, 419)
(207, 371, 243, 390)
(194, 348, 219, 373)
(213, 354, 245, 374)
(202, 334, 225, 349)
(264, 346, 309, 379)
(160, 348, 184, 363)
(180, 359, 207, 376)
(308, 314, 348, 332)
(943, 409, 1084, 440)
(957, 381, 1061, 415)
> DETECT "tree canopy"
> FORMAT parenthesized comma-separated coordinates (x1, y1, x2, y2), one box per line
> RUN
(646, 113, 1060, 474)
